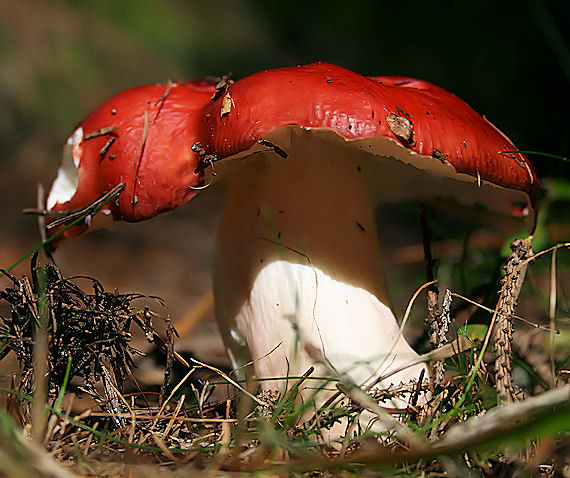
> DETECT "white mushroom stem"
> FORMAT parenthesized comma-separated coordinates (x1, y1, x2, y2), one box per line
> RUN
(213, 130, 427, 404)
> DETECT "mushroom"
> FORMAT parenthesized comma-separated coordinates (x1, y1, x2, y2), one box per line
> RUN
(46, 63, 539, 408)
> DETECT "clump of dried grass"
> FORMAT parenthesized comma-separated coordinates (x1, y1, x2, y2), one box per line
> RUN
(0, 254, 174, 424)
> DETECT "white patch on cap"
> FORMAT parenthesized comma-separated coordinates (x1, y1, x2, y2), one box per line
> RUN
(47, 127, 83, 210)
(69, 126, 83, 168)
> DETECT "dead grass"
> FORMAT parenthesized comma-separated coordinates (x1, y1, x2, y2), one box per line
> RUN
(0, 243, 569, 477)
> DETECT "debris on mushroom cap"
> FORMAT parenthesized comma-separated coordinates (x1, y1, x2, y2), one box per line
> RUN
(47, 80, 217, 240)
(385, 113, 415, 147)
(199, 62, 538, 215)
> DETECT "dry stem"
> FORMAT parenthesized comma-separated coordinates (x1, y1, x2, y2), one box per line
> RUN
(419, 204, 445, 385)
(494, 236, 533, 402)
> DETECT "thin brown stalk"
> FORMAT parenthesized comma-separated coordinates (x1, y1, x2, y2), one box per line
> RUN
(519, 242, 570, 266)
(450, 291, 555, 332)
(494, 236, 533, 402)
(151, 367, 196, 431)
(191, 358, 269, 407)
(86, 412, 240, 423)
(549, 248, 557, 388)
(219, 399, 232, 454)
(151, 433, 178, 462)
(419, 204, 443, 384)
(163, 394, 185, 437)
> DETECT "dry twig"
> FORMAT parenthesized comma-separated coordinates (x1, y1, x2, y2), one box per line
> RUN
(494, 236, 533, 401)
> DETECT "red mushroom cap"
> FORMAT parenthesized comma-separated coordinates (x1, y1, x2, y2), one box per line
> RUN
(200, 62, 538, 217)
(48, 62, 539, 240)
(47, 80, 217, 239)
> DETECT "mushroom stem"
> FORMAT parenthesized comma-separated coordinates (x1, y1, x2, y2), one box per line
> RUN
(213, 130, 427, 401)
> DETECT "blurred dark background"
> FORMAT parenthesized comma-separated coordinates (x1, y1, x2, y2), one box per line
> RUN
(0, 0, 568, 363)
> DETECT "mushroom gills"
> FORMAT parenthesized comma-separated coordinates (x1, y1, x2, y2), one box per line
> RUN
(213, 128, 428, 405)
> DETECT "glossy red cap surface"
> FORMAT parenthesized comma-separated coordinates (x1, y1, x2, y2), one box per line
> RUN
(48, 80, 217, 239)
(200, 62, 538, 210)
